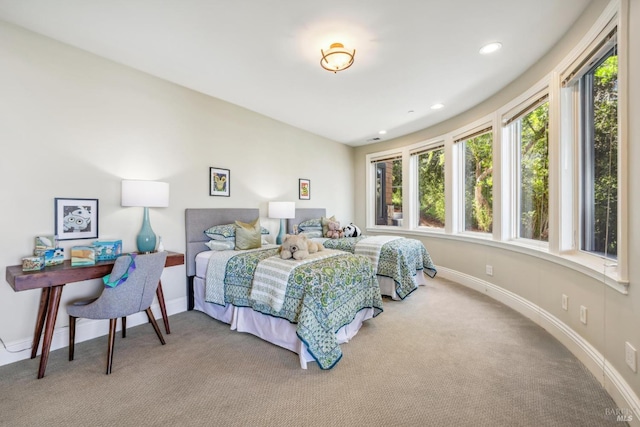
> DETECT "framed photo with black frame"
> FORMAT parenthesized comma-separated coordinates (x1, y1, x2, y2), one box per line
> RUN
(54, 197, 99, 240)
(299, 178, 310, 200)
(210, 167, 230, 197)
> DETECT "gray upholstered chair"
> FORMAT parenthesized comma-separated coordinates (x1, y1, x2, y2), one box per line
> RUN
(68, 251, 168, 374)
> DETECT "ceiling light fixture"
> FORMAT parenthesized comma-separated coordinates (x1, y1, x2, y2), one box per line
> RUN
(431, 103, 444, 110)
(320, 42, 356, 73)
(379, 130, 387, 135)
(479, 42, 502, 55)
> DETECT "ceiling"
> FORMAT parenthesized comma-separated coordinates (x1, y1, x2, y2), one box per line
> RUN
(0, 0, 592, 146)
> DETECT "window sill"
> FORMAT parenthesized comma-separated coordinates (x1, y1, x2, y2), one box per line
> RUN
(365, 226, 629, 294)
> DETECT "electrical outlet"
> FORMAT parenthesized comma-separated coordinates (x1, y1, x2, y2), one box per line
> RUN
(580, 305, 587, 324)
(625, 342, 637, 372)
(485, 264, 493, 276)
(562, 294, 568, 311)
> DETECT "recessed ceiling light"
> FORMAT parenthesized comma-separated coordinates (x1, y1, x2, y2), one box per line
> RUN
(431, 103, 444, 110)
(479, 42, 502, 55)
(378, 130, 387, 135)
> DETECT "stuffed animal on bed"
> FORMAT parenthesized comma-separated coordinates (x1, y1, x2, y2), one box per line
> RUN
(342, 223, 362, 237)
(325, 220, 344, 239)
(279, 234, 323, 260)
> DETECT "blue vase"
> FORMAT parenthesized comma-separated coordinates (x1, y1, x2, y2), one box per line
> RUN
(276, 218, 286, 244)
(137, 207, 157, 253)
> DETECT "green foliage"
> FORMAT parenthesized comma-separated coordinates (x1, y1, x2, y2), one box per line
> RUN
(391, 159, 402, 210)
(519, 103, 549, 241)
(464, 133, 493, 232)
(418, 148, 445, 227)
(590, 53, 618, 256)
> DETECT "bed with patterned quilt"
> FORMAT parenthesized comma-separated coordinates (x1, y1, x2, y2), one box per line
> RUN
(185, 208, 383, 370)
(288, 208, 437, 300)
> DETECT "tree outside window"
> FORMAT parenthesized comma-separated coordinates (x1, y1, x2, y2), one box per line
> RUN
(417, 147, 445, 228)
(581, 49, 618, 258)
(463, 133, 493, 232)
(517, 102, 549, 241)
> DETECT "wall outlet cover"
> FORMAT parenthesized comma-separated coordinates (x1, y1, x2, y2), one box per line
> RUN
(625, 342, 637, 373)
(579, 305, 587, 324)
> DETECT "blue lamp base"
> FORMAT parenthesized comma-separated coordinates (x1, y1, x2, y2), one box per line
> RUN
(276, 218, 286, 245)
(137, 207, 157, 253)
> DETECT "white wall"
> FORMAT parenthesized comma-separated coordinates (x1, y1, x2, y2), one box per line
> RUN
(354, 0, 640, 417)
(0, 21, 354, 364)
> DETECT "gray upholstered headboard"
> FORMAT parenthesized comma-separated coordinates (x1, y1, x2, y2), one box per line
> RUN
(287, 208, 326, 234)
(184, 208, 260, 277)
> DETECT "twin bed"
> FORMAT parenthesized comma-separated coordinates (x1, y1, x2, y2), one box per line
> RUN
(185, 207, 436, 370)
(185, 208, 383, 370)
(288, 208, 437, 300)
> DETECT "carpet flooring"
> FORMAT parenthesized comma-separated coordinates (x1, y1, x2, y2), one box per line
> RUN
(0, 276, 627, 426)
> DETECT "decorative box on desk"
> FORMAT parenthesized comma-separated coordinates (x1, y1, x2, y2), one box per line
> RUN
(22, 255, 45, 271)
(34, 236, 56, 252)
(71, 246, 95, 266)
(43, 248, 64, 266)
(93, 240, 122, 261)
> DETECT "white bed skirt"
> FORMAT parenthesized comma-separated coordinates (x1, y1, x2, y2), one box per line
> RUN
(379, 270, 428, 300)
(193, 277, 374, 369)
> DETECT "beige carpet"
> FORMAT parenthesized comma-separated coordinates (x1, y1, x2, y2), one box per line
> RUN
(0, 276, 626, 427)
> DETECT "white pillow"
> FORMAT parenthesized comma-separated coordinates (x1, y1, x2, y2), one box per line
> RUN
(205, 240, 235, 251)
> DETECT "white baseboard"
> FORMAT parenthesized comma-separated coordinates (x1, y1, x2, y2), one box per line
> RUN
(437, 266, 640, 426)
(0, 297, 187, 367)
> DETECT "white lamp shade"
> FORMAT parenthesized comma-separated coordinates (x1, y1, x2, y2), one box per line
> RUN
(121, 180, 170, 207)
(268, 201, 295, 219)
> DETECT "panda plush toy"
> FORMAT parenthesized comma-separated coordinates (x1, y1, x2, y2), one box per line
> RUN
(342, 223, 362, 237)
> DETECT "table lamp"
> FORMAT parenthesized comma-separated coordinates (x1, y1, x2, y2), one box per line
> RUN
(268, 201, 295, 244)
(121, 180, 169, 253)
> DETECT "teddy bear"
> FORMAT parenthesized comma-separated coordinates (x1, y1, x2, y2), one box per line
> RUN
(325, 220, 344, 239)
(279, 233, 323, 260)
(342, 223, 362, 237)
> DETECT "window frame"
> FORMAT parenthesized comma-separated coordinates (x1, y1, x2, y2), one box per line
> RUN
(411, 140, 447, 232)
(501, 87, 551, 248)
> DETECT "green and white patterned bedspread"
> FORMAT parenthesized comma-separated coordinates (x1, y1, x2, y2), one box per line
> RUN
(320, 235, 437, 299)
(205, 247, 383, 370)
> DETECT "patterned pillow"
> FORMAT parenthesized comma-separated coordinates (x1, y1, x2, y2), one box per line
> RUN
(298, 218, 322, 231)
(204, 240, 235, 251)
(205, 223, 270, 240)
(204, 224, 236, 240)
(300, 230, 323, 239)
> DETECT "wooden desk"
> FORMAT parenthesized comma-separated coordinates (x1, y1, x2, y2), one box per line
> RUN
(5, 251, 184, 379)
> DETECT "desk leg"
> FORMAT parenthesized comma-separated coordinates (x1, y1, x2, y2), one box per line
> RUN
(31, 287, 51, 359)
(37, 285, 63, 379)
(156, 280, 170, 334)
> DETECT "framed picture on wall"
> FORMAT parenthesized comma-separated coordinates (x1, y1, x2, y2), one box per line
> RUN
(299, 178, 310, 200)
(210, 167, 230, 197)
(54, 198, 99, 240)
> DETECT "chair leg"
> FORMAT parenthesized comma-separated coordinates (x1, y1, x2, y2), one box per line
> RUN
(121, 316, 127, 338)
(145, 308, 166, 345)
(106, 318, 117, 375)
(69, 316, 76, 361)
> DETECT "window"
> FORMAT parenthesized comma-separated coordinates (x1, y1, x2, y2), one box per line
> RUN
(363, 4, 626, 289)
(373, 157, 403, 226)
(415, 146, 445, 228)
(459, 130, 493, 233)
(505, 96, 550, 242)
(580, 48, 618, 259)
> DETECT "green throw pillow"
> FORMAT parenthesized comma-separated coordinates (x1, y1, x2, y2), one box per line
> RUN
(235, 218, 262, 250)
